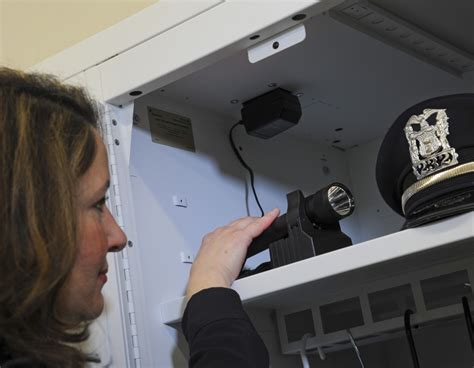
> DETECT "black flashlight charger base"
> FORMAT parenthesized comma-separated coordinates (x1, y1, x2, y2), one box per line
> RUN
(239, 189, 353, 278)
(269, 190, 352, 268)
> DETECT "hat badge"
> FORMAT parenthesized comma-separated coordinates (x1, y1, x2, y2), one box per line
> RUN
(404, 108, 459, 180)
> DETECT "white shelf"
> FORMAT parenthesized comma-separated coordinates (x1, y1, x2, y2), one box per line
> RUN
(159, 212, 474, 325)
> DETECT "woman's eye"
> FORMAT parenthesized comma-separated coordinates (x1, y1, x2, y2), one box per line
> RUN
(94, 196, 108, 212)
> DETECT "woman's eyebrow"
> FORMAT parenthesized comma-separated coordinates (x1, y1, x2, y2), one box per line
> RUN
(91, 180, 110, 199)
(101, 180, 111, 194)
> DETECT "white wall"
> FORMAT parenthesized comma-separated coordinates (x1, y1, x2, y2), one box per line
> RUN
(0, 0, 155, 70)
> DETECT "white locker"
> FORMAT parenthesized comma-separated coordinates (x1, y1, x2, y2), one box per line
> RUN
(32, 1, 474, 367)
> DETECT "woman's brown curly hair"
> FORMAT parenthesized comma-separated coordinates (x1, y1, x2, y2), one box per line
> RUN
(0, 68, 101, 367)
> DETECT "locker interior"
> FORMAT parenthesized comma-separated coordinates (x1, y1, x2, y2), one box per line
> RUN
(121, 1, 474, 366)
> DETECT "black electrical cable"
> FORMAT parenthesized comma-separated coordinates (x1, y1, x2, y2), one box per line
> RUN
(404, 309, 420, 368)
(347, 329, 365, 368)
(462, 296, 474, 350)
(229, 121, 264, 217)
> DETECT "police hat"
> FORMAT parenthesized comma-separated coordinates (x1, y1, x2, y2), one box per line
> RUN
(376, 94, 474, 228)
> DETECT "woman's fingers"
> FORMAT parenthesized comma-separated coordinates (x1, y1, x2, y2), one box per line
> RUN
(226, 215, 261, 230)
(186, 208, 280, 299)
(226, 208, 280, 231)
(242, 208, 280, 239)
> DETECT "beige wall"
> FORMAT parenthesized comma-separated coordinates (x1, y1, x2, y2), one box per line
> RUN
(0, 0, 156, 70)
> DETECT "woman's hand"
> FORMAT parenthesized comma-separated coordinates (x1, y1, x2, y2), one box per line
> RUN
(186, 208, 280, 299)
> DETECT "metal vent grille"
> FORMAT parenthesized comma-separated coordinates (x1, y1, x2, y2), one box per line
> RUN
(330, 0, 474, 77)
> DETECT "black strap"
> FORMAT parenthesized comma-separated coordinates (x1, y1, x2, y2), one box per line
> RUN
(462, 297, 474, 351)
(404, 309, 420, 368)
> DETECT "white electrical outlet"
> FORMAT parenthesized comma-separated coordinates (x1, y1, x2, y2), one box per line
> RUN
(180, 251, 194, 264)
(172, 195, 188, 208)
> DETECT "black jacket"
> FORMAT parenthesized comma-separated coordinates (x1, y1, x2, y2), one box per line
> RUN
(182, 287, 269, 367)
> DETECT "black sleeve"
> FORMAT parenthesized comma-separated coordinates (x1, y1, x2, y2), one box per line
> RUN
(1, 358, 44, 368)
(182, 287, 269, 368)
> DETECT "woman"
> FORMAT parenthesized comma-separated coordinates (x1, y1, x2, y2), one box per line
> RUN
(0, 68, 279, 367)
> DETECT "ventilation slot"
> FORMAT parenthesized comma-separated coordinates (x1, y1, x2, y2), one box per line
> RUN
(369, 284, 416, 322)
(421, 269, 473, 310)
(320, 297, 364, 334)
(284, 309, 315, 343)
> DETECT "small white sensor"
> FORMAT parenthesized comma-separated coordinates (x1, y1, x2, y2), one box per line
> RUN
(248, 24, 306, 64)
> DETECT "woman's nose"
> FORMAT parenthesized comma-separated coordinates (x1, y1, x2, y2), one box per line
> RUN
(105, 207, 127, 252)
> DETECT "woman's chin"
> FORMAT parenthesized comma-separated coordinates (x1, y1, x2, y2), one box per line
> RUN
(66, 294, 105, 323)
(83, 294, 105, 321)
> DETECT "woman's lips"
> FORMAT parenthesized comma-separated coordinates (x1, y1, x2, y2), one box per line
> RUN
(98, 272, 108, 284)
(98, 267, 108, 284)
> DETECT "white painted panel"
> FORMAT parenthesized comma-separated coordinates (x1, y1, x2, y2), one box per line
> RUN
(106, 104, 155, 367)
(346, 138, 405, 244)
(98, 0, 343, 105)
(29, 0, 222, 80)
